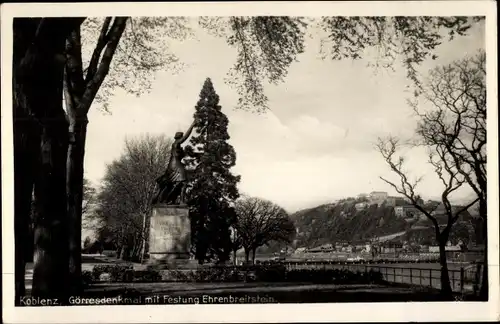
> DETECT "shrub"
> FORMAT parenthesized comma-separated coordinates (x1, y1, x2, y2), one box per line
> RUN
(133, 270, 161, 282)
(85, 263, 383, 285)
(366, 269, 384, 283)
(255, 264, 287, 282)
(81, 270, 94, 287)
(91, 264, 133, 282)
(189, 266, 245, 282)
(285, 268, 383, 284)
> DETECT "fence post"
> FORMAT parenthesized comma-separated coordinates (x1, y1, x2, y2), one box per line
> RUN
(451, 270, 455, 291)
(460, 267, 464, 295)
(419, 269, 422, 286)
(429, 269, 432, 288)
(410, 268, 413, 285)
(393, 267, 396, 282)
(473, 263, 481, 295)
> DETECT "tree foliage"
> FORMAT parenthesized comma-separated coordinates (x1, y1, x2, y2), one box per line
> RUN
(82, 178, 97, 216)
(78, 17, 192, 111)
(195, 16, 484, 110)
(234, 196, 295, 263)
(93, 134, 172, 261)
(184, 78, 240, 263)
(319, 16, 483, 89)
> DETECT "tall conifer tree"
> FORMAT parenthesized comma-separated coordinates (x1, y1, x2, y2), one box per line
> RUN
(185, 78, 240, 263)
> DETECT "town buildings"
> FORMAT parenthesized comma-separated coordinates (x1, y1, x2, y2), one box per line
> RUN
(354, 202, 369, 211)
(369, 191, 389, 206)
(394, 205, 421, 218)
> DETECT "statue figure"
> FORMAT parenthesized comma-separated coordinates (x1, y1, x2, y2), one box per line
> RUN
(152, 120, 196, 205)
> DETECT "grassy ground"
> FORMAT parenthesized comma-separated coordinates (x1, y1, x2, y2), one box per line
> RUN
(81, 282, 448, 303)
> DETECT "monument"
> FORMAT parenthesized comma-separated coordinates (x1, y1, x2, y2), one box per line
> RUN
(148, 119, 197, 269)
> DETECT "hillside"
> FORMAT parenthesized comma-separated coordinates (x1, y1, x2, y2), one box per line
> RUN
(290, 198, 478, 248)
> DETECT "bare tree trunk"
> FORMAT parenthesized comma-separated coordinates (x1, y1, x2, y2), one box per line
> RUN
(479, 207, 488, 299)
(120, 245, 128, 261)
(131, 237, 139, 261)
(66, 119, 87, 293)
(252, 248, 256, 265)
(118, 226, 126, 260)
(438, 236, 453, 299)
(13, 17, 42, 304)
(32, 123, 69, 298)
(233, 249, 237, 265)
(13, 92, 39, 304)
(244, 248, 250, 264)
(64, 28, 87, 294)
(140, 212, 148, 263)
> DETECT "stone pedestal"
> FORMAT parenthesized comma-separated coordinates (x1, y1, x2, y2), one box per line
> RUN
(148, 204, 197, 269)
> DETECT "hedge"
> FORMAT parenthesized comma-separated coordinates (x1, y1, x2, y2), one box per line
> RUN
(83, 263, 383, 285)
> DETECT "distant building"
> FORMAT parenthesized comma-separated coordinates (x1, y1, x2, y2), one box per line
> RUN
(320, 243, 334, 251)
(429, 245, 462, 252)
(429, 246, 440, 253)
(384, 196, 408, 207)
(394, 205, 421, 218)
(445, 245, 461, 252)
(384, 197, 397, 207)
(381, 247, 396, 254)
(354, 202, 369, 211)
(354, 244, 365, 250)
(420, 245, 429, 252)
(368, 191, 389, 206)
(370, 191, 388, 201)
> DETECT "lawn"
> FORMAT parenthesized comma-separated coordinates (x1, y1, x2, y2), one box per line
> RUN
(80, 281, 448, 303)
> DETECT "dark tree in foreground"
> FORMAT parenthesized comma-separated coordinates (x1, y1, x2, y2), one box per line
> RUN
(377, 137, 479, 299)
(93, 135, 172, 261)
(377, 51, 486, 300)
(184, 78, 240, 264)
(234, 197, 296, 264)
(13, 17, 85, 302)
(410, 50, 487, 298)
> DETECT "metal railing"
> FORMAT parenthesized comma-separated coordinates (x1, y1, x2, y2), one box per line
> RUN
(284, 251, 483, 263)
(280, 261, 483, 294)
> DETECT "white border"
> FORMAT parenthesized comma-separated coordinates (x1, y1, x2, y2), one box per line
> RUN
(1, 1, 498, 323)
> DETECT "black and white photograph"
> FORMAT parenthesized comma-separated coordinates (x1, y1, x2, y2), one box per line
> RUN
(1, 1, 498, 323)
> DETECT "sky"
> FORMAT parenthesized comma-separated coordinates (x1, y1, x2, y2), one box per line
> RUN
(84, 18, 485, 213)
